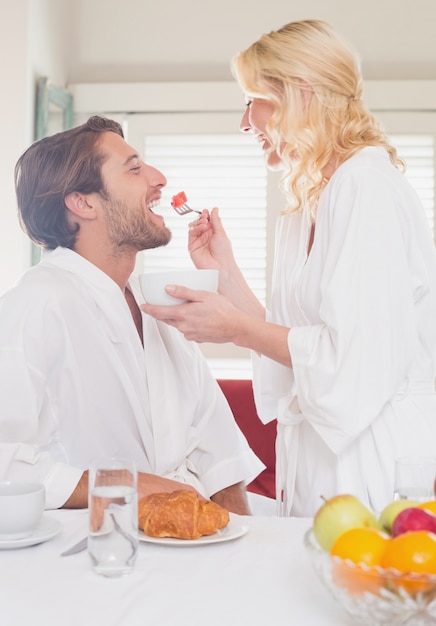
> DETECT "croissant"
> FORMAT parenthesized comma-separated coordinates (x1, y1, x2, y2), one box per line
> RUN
(138, 490, 230, 539)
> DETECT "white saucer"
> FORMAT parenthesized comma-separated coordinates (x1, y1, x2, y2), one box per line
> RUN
(0, 516, 62, 549)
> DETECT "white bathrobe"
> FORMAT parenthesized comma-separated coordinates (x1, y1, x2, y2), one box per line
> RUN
(252, 147, 436, 517)
(0, 248, 264, 508)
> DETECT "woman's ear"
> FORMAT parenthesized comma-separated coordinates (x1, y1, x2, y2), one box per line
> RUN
(64, 192, 97, 220)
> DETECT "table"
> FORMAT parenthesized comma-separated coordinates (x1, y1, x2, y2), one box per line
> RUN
(1, 510, 354, 626)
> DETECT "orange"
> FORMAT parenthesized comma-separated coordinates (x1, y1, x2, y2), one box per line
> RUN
(382, 531, 436, 574)
(330, 527, 388, 595)
(381, 530, 436, 595)
(331, 527, 388, 565)
(418, 500, 436, 516)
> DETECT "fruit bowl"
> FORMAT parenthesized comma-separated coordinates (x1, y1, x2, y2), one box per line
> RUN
(304, 528, 436, 626)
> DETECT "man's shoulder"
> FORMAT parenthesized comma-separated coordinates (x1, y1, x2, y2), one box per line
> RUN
(0, 261, 80, 315)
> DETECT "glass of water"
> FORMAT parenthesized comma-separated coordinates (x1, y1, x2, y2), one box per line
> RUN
(88, 458, 138, 577)
(394, 456, 436, 502)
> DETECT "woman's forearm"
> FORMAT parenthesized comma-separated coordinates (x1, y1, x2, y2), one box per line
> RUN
(234, 315, 293, 368)
(218, 263, 265, 320)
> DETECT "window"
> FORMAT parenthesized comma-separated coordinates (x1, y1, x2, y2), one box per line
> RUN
(389, 134, 434, 236)
(140, 133, 268, 305)
(124, 109, 436, 379)
(378, 111, 436, 243)
(70, 82, 436, 378)
(127, 112, 278, 378)
(128, 116, 435, 378)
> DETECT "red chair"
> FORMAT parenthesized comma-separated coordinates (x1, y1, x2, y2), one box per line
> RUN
(218, 379, 276, 500)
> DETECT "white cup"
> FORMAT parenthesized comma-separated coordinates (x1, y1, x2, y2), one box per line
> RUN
(139, 269, 219, 306)
(0, 482, 45, 540)
(394, 456, 436, 502)
(88, 458, 138, 578)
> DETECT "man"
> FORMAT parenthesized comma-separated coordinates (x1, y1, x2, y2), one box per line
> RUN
(0, 116, 263, 513)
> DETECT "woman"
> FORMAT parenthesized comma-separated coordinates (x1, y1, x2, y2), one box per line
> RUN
(142, 20, 436, 516)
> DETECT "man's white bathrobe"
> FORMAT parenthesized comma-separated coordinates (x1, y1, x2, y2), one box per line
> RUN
(252, 147, 436, 517)
(0, 248, 263, 508)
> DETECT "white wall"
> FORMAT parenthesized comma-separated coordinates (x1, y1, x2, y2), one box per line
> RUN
(0, 2, 32, 295)
(67, 0, 436, 82)
(0, 0, 70, 295)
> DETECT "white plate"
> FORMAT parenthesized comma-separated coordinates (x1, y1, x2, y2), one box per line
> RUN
(139, 513, 248, 546)
(0, 516, 62, 550)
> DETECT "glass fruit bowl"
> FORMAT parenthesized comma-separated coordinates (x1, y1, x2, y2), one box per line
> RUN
(304, 528, 436, 626)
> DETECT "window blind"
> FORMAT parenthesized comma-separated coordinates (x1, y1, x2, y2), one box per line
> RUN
(141, 134, 268, 305)
(139, 131, 434, 379)
(390, 134, 435, 235)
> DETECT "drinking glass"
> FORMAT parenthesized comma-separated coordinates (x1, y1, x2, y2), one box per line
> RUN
(88, 458, 138, 577)
(394, 456, 436, 502)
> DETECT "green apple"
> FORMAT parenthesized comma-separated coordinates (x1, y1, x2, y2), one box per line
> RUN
(378, 499, 419, 534)
(313, 494, 377, 552)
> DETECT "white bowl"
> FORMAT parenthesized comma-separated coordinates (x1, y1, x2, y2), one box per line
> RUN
(0, 482, 45, 539)
(139, 269, 219, 306)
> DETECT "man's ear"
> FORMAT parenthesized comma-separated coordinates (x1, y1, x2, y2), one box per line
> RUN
(64, 192, 97, 220)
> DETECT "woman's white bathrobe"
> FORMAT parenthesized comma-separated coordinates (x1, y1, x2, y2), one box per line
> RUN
(253, 147, 436, 517)
(0, 248, 263, 509)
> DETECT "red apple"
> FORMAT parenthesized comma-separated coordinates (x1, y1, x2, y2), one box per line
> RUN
(392, 506, 436, 537)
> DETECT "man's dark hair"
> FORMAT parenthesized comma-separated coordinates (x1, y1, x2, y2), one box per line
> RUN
(14, 115, 124, 249)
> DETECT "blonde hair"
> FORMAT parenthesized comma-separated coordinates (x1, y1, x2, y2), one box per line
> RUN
(232, 20, 404, 218)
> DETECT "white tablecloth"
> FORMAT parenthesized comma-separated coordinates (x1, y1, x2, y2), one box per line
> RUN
(1, 509, 354, 626)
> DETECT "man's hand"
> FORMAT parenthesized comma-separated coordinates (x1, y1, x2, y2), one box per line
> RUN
(211, 482, 252, 515)
(62, 471, 198, 510)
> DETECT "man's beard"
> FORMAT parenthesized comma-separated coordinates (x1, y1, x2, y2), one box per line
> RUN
(103, 197, 171, 252)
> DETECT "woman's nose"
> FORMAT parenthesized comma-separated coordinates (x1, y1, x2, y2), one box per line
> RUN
(239, 107, 252, 134)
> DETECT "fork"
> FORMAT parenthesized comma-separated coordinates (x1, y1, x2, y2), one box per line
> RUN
(171, 191, 209, 220)
(172, 202, 202, 217)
